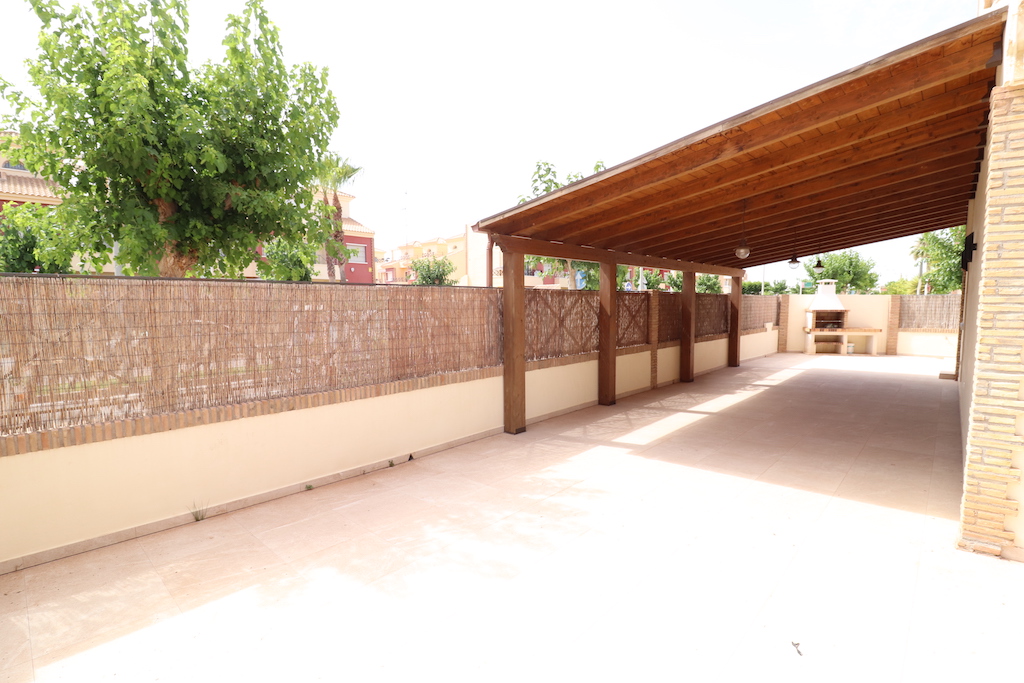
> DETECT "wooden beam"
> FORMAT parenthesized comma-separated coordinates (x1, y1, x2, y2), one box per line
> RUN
(573, 128, 986, 249)
(672, 193, 975, 266)
(646, 149, 982, 259)
(485, 235, 494, 288)
(680, 272, 696, 382)
(492, 234, 744, 278)
(476, 25, 1000, 235)
(527, 96, 990, 243)
(728, 276, 742, 368)
(599, 262, 617, 405)
(502, 250, 526, 434)
(636, 173, 975, 255)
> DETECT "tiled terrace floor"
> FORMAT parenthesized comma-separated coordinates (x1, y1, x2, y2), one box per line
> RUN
(4, 354, 1024, 682)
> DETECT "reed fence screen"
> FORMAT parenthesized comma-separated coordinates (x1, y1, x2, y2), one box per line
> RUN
(898, 293, 962, 330)
(2, 278, 775, 438)
(617, 292, 649, 348)
(658, 292, 682, 343)
(0, 277, 501, 436)
(742, 295, 781, 330)
(696, 294, 729, 338)
(525, 289, 598, 361)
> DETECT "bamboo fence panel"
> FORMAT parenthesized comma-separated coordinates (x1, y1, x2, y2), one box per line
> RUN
(525, 289, 599, 361)
(898, 294, 962, 330)
(695, 294, 729, 338)
(0, 276, 501, 437)
(742, 295, 780, 330)
(658, 292, 682, 343)
(616, 292, 649, 347)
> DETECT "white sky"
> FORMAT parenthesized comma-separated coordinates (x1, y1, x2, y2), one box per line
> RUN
(2, 0, 979, 285)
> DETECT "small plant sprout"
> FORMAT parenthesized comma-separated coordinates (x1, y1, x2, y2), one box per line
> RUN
(305, 484, 313, 491)
(388, 459, 395, 468)
(189, 500, 208, 522)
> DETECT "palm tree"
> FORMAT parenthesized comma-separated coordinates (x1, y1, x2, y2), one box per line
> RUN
(317, 153, 361, 283)
(910, 235, 928, 294)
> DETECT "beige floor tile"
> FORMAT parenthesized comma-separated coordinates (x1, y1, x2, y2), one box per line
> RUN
(0, 661, 33, 683)
(7, 354, 1022, 682)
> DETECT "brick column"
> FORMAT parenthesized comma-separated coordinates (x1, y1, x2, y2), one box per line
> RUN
(886, 296, 901, 356)
(958, 85, 1024, 557)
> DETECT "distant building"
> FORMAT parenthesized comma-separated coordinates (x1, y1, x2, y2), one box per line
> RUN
(0, 143, 61, 210)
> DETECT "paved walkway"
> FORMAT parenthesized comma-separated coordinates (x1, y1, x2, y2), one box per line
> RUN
(3, 354, 1024, 682)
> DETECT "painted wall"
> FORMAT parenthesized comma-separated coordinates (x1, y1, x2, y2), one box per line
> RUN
(741, 329, 779, 361)
(526, 360, 598, 422)
(341, 234, 375, 284)
(657, 346, 680, 386)
(784, 294, 892, 353)
(960, 198, 986, 460)
(0, 329, 780, 570)
(616, 351, 652, 397)
(897, 331, 958, 358)
(0, 376, 504, 568)
(696, 338, 729, 374)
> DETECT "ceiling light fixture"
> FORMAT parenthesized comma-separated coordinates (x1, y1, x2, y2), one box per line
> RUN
(812, 257, 825, 275)
(788, 255, 800, 269)
(734, 200, 750, 259)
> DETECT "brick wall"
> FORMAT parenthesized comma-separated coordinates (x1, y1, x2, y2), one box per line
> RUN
(959, 85, 1024, 556)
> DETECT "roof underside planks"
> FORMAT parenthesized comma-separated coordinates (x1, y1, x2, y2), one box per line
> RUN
(475, 10, 1005, 270)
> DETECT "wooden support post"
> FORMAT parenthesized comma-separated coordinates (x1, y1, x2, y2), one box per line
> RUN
(648, 290, 660, 389)
(599, 262, 617, 405)
(680, 272, 696, 382)
(502, 250, 526, 433)
(486, 236, 494, 288)
(728, 275, 742, 367)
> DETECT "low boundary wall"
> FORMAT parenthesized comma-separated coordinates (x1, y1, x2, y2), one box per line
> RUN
(0, 329, 778, 574)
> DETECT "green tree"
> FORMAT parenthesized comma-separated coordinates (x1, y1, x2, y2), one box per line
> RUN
(0, 203, 72, 273)
(802, 250, 879, 293)
(410, 255, 456, 286)
(518, 160, 605, 291)
(911, 226, 965, 294)
(883, 277, 919, 295)
(256, 237, 315, 282)
(518, 160, 605, 204)
(695, 273, 722, 294)
(741, 280, 787, 295)
(317, 153, 361, 283)
(0, 0, 339, 278)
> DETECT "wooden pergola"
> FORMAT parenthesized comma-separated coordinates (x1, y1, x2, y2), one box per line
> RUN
(474, 11, 1004, 434)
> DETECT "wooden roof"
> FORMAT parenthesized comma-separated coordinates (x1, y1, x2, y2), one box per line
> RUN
(475, 11, 1005, 270)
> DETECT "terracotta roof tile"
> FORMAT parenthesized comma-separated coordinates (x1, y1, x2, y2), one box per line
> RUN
(0, 171, 60, 200)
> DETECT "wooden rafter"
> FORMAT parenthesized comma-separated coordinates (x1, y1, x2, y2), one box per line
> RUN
(474, 11, 1004, 272)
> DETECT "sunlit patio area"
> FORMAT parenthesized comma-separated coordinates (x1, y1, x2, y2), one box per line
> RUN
(3, 353, 1023, 682)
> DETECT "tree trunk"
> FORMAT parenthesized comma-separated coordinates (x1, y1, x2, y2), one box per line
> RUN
(157, 243, 199, 278)
(152, 198, 197, 277)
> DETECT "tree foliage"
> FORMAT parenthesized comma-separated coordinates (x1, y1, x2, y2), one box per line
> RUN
(801, 250, 879, 293)
(742, 280, 788, 295)
(0, 0, 339, 278)
(882, 277, 919, 295)
(911, 226, 964, 294)
(410, 255, 456, 286)
(0, 203, 72, 273)
(516, 160, 607, 290)
(695, 274, 722, 294)
(518, 160, 605, 204)
(318, 153, 361, 283)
